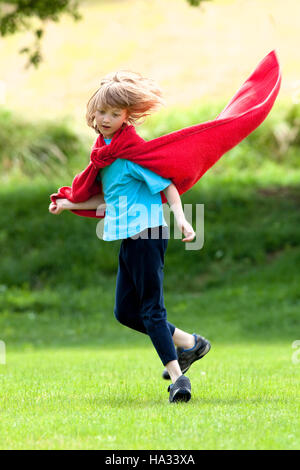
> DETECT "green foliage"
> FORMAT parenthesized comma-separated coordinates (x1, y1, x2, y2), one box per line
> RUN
(0, 100, 299, 342)
(186, 0, 210, 5)
(0, 0, 208, 68)
(0, 107, 87, 178)
(0, 0, 81, 67)
(243, 103, 300, 167)
(1, 166, 300, 296)
(0, 102, 300, 294)
(139, 101, 300, 177)
(2, 101, 299, 180)
(139, 99, 226, 140)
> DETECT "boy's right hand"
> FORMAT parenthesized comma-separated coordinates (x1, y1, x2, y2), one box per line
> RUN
(49, 200, 66, 215)
(177, 217, 196, 242)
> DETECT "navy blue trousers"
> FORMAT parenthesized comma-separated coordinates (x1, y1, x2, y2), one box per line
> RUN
(113, 225, 177, 366)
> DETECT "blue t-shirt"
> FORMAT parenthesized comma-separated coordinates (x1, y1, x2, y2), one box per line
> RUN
(98, 138, 171, 241)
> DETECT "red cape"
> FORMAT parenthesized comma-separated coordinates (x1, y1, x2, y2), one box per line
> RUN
(50, 50, 281, 219)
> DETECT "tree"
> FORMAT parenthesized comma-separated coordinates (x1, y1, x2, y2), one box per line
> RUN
(187, 0, 208, 4)
(0, 0, 208, 68)
(0, 0, 81, 68)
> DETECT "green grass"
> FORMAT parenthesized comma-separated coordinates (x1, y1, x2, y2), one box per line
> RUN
(0, 107, 88, 179)
(0, 230, 299, 449)
(0, 344, 298, 450)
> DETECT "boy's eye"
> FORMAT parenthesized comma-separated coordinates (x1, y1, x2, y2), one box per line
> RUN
(97, 109, 119, 117)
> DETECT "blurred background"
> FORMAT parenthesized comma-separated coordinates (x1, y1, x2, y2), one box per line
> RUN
(0, 0, 299, 450)
(1, 0, 299, 346)
(0, 0, 299, 129)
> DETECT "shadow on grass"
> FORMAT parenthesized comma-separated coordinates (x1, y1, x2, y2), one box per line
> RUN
(79, 394, 287, 408)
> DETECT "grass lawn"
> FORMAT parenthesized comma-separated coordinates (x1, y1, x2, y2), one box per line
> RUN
(0, 342, 298, 450)
(0, 242, 299, 449)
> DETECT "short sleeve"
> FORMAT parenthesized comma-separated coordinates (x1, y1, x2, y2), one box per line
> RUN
(127, 161, 171, 195)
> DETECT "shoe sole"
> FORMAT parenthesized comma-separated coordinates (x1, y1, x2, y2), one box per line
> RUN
(163, 340, 211, 380)
(170, 389, 192, 403)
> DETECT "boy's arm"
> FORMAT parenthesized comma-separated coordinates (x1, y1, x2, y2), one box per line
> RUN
(163, 183, 195, 242)
(163, 183, 186, 223)
(62, 193, 106, 210)
(49, 193, 106, 215)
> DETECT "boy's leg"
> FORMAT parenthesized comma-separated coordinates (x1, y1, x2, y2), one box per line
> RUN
(125, 226, 179, 370)
(164, 359, 182, 383)
(114, 240, 176, 336)
(114, 250, 196, 348)
(172, 327, 196, 349)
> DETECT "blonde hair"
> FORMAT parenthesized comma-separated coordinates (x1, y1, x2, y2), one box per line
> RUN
(86, 70, 165, 133)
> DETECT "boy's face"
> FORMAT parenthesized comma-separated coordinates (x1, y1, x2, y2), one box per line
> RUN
(94, 106, 128, 138)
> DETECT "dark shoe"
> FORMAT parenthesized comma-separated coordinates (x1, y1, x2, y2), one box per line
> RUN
(168, 375, 191, 403)
(162, 334, 211, 380)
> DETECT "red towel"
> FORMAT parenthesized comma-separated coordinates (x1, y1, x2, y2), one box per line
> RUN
(50, 50, 281, 219)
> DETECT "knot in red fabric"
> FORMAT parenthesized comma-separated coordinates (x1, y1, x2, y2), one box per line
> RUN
(90, 144, 115, 169)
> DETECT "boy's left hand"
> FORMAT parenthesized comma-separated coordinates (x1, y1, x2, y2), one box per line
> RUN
(177, 217, 196, 242)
